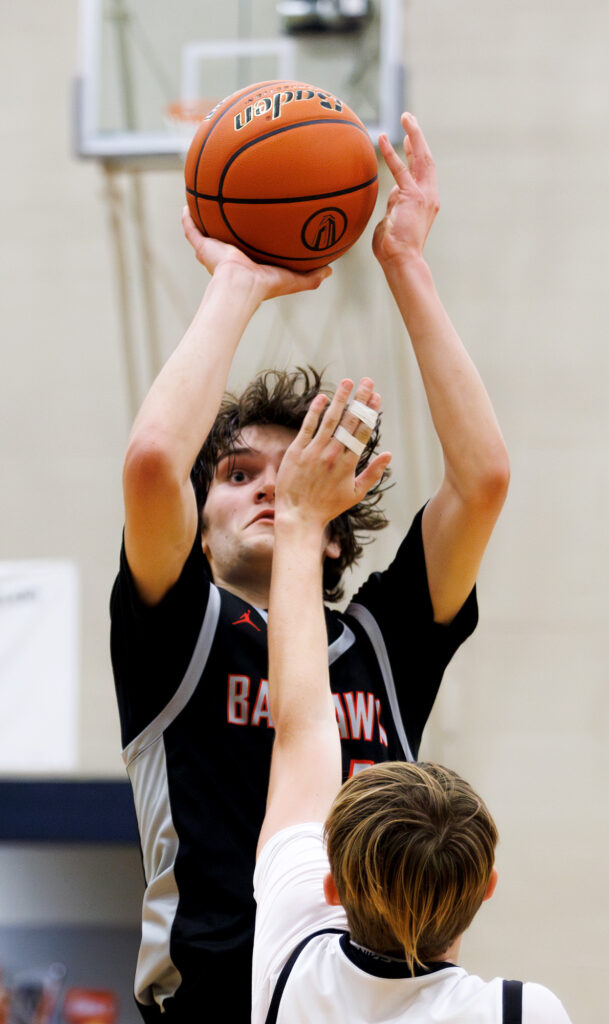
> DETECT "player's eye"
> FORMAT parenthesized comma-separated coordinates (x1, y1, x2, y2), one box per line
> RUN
(230, 469, 247, 483)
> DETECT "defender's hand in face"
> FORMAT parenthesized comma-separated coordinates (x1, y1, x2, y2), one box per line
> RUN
(182, 207, 333, 301)
(372, 113, 440, 268)
(275, 377, 392, 532)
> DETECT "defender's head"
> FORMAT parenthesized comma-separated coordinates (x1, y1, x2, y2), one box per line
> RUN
(324, 762, 498, 970)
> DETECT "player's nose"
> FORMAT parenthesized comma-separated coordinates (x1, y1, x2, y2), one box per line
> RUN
(255, 467, 276, 502)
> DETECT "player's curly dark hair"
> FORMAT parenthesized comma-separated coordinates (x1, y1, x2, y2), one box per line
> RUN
(190, 367, 390, 603)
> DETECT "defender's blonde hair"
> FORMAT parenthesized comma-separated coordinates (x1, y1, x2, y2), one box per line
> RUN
(324, 762, 498, 971)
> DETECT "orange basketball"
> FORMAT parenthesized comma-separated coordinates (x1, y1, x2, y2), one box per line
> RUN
(184, 80, 378, 272)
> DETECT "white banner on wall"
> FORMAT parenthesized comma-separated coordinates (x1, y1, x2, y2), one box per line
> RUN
(0, 561, 79, 772)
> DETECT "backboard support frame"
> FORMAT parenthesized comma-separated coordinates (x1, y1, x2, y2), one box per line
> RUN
(73, 0, 406, 168)
(72, 0, 408, 423)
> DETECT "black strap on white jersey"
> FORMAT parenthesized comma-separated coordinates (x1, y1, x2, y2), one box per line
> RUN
(265, 936, 523, 1024)
(502, 979, 523, 1023)
(264, 928, 345, 1024)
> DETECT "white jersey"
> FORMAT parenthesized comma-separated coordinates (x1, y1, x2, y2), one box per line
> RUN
(252, 824, 572, 1024)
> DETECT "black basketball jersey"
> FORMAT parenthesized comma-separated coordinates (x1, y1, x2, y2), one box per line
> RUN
(110, 507, 477, 1019)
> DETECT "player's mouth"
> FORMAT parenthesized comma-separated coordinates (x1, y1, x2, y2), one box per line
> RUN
(249, 510, 275, 525)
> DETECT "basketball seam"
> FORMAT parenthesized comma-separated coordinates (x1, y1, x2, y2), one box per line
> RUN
(185, 174, 378, 205)
(216, 118, 373, 201)
(214, 235, 356, 263)
(191, 80, 307, 233)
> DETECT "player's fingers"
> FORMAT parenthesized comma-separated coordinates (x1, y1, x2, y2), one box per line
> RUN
(299, 265, 334, 290)
(333, 381, 379, 456)
(354, 451, 392, 501)
(384, 183, 401, 216)
(182, 205, 214, 250)
(182, 205, 194, 229)
(378, 132, 411, 186)
(182, 208, 236, 270)
(292, 393, 329, 448)
(313, 379, 355, 443)
(401, 113, 436, 188)
(182, 206, 203, 247)
(403, 130, 415, 175)
(263, 262, 333, 299)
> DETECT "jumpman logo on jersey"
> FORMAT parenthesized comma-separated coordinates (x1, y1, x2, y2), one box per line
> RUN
(232, 609, 261, 632)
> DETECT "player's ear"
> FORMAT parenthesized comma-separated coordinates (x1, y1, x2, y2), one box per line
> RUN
(323, 534, 341, 560)
(200, 510, 212, 560)
(323, 872, 342, 906)
(482, 866, 498, 903)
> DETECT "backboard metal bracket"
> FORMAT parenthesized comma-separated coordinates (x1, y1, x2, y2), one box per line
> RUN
(74, 0, 405, 167)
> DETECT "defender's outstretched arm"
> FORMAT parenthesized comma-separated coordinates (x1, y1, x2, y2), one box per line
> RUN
(258, 379, 391, 855)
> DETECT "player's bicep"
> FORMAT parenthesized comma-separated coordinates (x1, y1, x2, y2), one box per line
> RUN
(422, 480, 503, 625)
(123, 445, 199, 606)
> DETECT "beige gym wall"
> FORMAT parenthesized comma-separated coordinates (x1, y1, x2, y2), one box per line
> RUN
(1, 1, 607, 1020)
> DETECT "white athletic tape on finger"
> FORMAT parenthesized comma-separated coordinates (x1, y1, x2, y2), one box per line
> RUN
(347, 400, 378, 429)
(333, 424, 366, 457)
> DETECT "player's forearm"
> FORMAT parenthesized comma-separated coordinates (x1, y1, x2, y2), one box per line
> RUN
(268, 520, 335, 736)
(126, 263, 263, 482)
(384, 255, 509, 498)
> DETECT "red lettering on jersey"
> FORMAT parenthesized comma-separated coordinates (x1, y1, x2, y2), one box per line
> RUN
(332, 693, 349, 739)
(227, 674, 250, 725)
(251, 679, 274, 728)
(343, 691, 375, 741)
(348, 759, 374, 778)
(375, 699, 388, 747)
(227, 677, 386, 745)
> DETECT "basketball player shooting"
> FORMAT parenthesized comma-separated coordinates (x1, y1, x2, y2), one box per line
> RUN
(252, 377, 572, 1023)
(111, 114, 510, 1022)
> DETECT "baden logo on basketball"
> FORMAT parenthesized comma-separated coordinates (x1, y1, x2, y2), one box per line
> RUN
(302, 208, 347, 251)
(234, 88, 343, 131)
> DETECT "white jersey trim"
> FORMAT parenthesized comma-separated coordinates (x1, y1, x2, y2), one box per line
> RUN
(129, 736, 182, 1007)
(345, 602, 413, 762)
(328, 620, 355, 663)
(255, 608, 355, 666)
(121, 583, 222, 1007)
(122, 583, 222, 766)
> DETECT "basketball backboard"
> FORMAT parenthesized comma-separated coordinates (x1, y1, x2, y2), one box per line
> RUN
(74, 0, 406, 166)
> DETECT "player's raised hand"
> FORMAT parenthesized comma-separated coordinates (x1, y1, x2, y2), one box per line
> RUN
(372, 113, 440, 268)
(276, 377, 392, 532)
(182, 207, 332, 300)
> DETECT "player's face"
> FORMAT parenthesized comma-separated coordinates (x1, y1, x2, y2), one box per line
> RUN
(201, 424, 339, 589)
